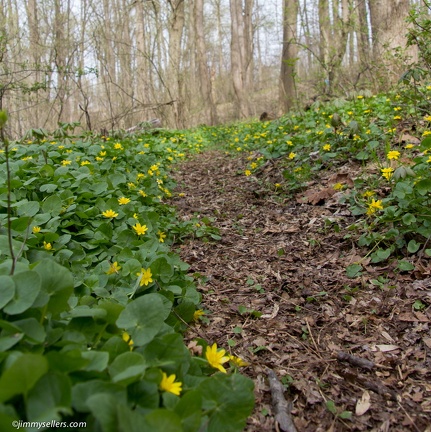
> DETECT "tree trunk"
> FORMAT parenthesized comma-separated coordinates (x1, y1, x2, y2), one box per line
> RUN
(167, 0, 185, 128)
(194, 0, 218, 125)
(369, 0, 411, 59)
(230, 0, 252, 118)
(357, 0, 371, 65)
(279, 0, 298, 113)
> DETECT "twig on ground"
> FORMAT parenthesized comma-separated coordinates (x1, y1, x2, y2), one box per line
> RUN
(337, 351, 375, 371)
(266, 368, 298, 432)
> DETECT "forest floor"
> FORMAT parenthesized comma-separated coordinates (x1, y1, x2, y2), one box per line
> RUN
(171, 149, 431, 432)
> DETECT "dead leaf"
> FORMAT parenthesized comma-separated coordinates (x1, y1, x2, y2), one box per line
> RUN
(423, 337, 431, 349)
(296, 187, 336, 205)
(400, 134, 420, 145)
(381, 331, 395, 343)
(355, 390, 371, 416)
(329, 172, 354, 187)
(413, 311, 429, 322)
(375, 344, 400, 352)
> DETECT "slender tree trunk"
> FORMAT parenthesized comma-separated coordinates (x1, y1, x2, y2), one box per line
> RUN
(167, 0, 185, 128)
(279, 0, 298, 112)
(135, 0, 150, 111)
(357, 0, 371, 65)
(318, 0, 331, 89)
(230, 0, 252, 118)
(194, 0, 218, 125)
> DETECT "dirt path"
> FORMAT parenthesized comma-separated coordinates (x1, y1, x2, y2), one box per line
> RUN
(171, 149, 430, 431)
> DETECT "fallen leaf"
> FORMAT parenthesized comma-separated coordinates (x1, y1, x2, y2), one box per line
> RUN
(381, 331, 395, 343)
(355, 390, 371, 416)
(375, 344, 400, 352)
(413, 311, 429, 322)
(400, 134, 420, 145)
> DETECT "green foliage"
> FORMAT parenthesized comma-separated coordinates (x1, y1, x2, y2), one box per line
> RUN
(0, 124, 254, 431)
(204, 88, 431, 274)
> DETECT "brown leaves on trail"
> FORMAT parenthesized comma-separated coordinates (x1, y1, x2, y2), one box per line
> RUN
(171, 150, 431, 431)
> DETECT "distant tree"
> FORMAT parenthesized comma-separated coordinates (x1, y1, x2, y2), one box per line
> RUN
(280, 0, 299, 113)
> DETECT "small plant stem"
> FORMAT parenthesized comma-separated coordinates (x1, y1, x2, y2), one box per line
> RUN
(1, 127, 15, 275)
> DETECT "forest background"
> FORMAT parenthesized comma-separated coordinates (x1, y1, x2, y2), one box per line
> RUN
(0, 0, 423, 137)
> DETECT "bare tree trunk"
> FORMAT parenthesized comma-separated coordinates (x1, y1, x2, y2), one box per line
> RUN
(135, 0, 151, 116)
(369, 0, 411, 59)
(26, 0, 41, 125)
(54, 0, 68, 123)
(167, 0, 185, 128)
(318, 0, 331, 90)
(230, 0, 252, 118)
(194, 0, 218, 125)
(357, 0, 371, 65)
(280, 0, 298, 113)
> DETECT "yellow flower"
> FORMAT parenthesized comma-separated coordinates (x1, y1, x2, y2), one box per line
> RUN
(333, 182, 344, 190)
(228, 355, 250, 368)
(387, 150, 400, 160)
(423, 131, 431, 137)
(381, 167, 394, 180)
(99, 151, 107, 156)
(132, 223, 148, 235)
(275, 183, 281, 188)
(394, 116, 402, 120)
(107, 261, 121, 275)
(357, 95, 364, 99)
(138, 190, 147, 197)
(118, 197, 131, 205)
(81, 160, 90, 166)
(367, 199, 384, 215)
(96, 157, 104, 161)
(136, 268, 153, 286)
(157, 231, 167, 243)
(404, 144, 414, 149)
(178, 192, 185, 197)
(323, 144, 331, 151)
(133, 213, 139, 219)
(114, 143, 123, 150)
(288, 152, 296, 160)
(427, 156, 431, 163)
(205, 343, 230, 373)
(43, 241, 52, 250)
(286, 140, 293, 146)
(394, 107, 401, 111)
(362, 190, 375, 198)
(122, 332, 134, 349)
(193, 309, 205, 322)
(245, 170, 251, 176)
(32, 226, 41, 234)
(159, 372, 182, 396)
(424, 115, 431, 122)
(127, 182, 136, 189)
(62, 160, 71, 166)
(102, 209, 119, 218)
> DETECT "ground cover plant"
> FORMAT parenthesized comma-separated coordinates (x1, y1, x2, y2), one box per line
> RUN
(0, 116, 254, 432)
(209, 89, 431, 274)
(169, 88, 430, 430)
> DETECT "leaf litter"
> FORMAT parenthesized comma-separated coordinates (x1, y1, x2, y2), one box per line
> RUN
(171, 149, 431, 431)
